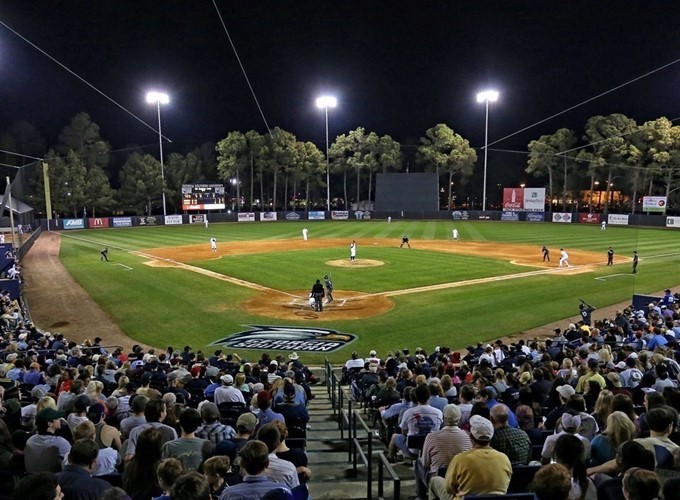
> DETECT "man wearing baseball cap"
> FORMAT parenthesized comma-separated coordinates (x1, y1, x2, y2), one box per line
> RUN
(429, 415, 511, 499)
(24, 408, 71, 473)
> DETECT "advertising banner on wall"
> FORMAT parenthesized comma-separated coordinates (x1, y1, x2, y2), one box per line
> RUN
(501, 211, 519, 221)
(667, 216, 680, 228)
(608, 214, 629, 226)
(502, 188, 523, 211)
(642, 196, 667, 212)
(138, 216, 159, 226)
(189, 214, 206, 224)
(579, 213, 601, 224)
(308, 211, 326, 220)
(238, 213, 256, 222)
(284, 212, 300, 220)
(524, 188, 546, 212)
(63, 219, 85, 230)
(88, 217, 109, 228)
(552, 212, 572, 223)
(526, 212, 545, 222)
(164, 215, 183, 225)
(260, 212, 277, 221)
(331, 211, 349, 220)
(112, 217, 132, 227)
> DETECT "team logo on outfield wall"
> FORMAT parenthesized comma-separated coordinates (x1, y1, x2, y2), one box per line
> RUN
(211, 325, 356, 352)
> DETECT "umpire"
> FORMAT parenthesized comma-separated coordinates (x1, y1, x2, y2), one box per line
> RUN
(311, 279, 325, 312)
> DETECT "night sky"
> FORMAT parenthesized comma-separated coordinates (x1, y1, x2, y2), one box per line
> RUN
(1, 1, 679, 185)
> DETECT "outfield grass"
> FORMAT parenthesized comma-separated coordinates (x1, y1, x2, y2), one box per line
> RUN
(56, 220, 680, 364)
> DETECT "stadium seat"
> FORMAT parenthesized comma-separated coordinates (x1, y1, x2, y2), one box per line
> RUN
(217, 402, 246, 428)
(507, 464, 541, 493)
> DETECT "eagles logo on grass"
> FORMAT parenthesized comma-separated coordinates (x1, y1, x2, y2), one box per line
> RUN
(211, 325, 356, 352)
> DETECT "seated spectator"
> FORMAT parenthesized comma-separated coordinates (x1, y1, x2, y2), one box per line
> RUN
(203, 455, 234, 498)
(120, 394, 148, 440)
(216, 440, 291, 499)
(272, 420, 311, 482)
(125, 398, 178, 461)
(196, 402, 235, 446)
(171, 470, 212, 500)
(161, 407, 213, 471)
(69, 420, 120, 476)
(156, 457, 184, 500)
(429, 415, 511, 499)
(274, 384, 309, 427)
(0, 419, 14, 468)
(622, 467, 660, 500)
(123, 427, 164, 500)
(415, 404, 471, 499)
(541, 412, 592, 465)
(554, 434, 597, 500)
(87, 403, 122, 451)
(515, 404, 544, 445)
(490, 403, 531, 465)
(532, 463, 572, 500)
(57, 438, 112, 499)
(256, 422, 299, 489)
(13, 472, 63, 500)
(589, 411, 636, 466)
(67, 394, 91, 433)
(214, 374, 246, 405)
(24, 408, 71, 473)
(592, 441, 655, 500)
(256, 391, 284, 428)
(214, 412, 257, 465)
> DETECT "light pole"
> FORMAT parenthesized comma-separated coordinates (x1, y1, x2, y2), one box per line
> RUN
(476, 90, 499, 211)
(316, 96, 337, 212)
(146, 91, 170, 216)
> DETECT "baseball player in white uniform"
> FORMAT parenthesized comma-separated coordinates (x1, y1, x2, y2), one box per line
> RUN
(559, 248, 570, 267)
(205, 217, 209, 229)
(302, 228, 308, 241)
(210, 237, 217, 252)
(601, 220, 606, 230)
(350, 241, 357, 261)
(452, 228, 459, 240)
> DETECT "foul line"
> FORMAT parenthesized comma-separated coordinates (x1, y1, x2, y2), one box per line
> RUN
(595, 273, 633, 281)
(114, 263, 133, 270)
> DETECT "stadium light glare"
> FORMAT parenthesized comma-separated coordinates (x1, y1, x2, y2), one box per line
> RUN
(316, 95, 337, 212)
(146, 91, 170, 216)
(476, 89, 499, 211)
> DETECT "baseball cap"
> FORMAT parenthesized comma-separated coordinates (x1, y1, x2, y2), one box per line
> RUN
(556, 385, 575, 399)
(270, 360, 278, 367)
(36, 408, 64, 425)
(221, 374, 234, 385)
(469, 415, 494, 441)
(369, 350, 377, 357)
(587, 358, 599, 368)
(236, 412, 257, 432)
(200, 402, 221, 421)
(561, 413, 581, 431)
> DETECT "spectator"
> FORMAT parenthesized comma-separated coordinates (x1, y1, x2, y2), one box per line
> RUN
(415, 404, 471, 499)
(273, 384, 309, 427)
(621, 467, 660, 500)
(272, 420, 311, 483)
(490, 403, 532, 465)
(542, 412, 592, 465)
(161, 408, 213, 471)
(123, 427, 164, 500)
(57, 438, 112, 499)
(171, 471, 211, 500)
(554, 434, 597, 500)
(70, 420, 120, 477)
(216, 440, 291, 499)
(24, 408, 71, 473)
(532, 463, 572, 500)
(120, 395, 148, 440)
(256, 391, 284, 428)
(156, 457, 184, 500)
(428, 415, 511, 499)
(214, 412, 257, 464)
(589, 411, 636, 466)
(86, 403, 122, 451)
(13, 472, 63, 500)
(203, 455, 232, 498)
(256, 422, 299, 489)
(125, 398, 178, 461)
(593, 441, 655, 500)
(214, 375, 246, 406)
(196, 402, 235, 446)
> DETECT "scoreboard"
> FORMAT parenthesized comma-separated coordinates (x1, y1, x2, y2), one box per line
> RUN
(181, 184, 226, 210)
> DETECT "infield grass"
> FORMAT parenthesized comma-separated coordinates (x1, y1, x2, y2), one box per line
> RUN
(55, 220, 680, 364)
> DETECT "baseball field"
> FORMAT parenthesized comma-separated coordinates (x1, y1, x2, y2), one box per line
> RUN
(34, 219, 680, 364)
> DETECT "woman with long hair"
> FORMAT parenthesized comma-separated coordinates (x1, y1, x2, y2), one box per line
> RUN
(0, 419, 15, 468)
(123, 427, 164, 499)
(554, 434, 596, 500)
(591, 390, 614, 431)
(589, 410, 636, 466)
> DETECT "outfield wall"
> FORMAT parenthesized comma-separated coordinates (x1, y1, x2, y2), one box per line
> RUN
(39, 210, 680, 230)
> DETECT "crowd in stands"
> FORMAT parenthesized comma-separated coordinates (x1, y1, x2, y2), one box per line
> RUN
(0, 310, 318, 500)
(344, 290, 680, 499)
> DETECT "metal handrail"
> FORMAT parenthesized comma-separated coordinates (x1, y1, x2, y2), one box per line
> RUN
(377, 453, 402, 500)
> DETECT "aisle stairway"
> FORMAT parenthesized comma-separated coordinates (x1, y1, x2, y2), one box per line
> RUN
(304, 378, 417, 499)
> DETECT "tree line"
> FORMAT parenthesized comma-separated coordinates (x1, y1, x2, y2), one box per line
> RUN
(1, 111, 678, 216)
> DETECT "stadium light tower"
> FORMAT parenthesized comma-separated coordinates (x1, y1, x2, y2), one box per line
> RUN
(316, 95, 337, 212)
(476, 90, 499, 211)
(146, 91, 170, 216)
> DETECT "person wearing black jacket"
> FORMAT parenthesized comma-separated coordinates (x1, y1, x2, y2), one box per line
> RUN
(310, 280, 325, 312)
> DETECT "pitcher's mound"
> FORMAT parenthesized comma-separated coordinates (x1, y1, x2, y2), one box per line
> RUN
(326, 259, 384, 268)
